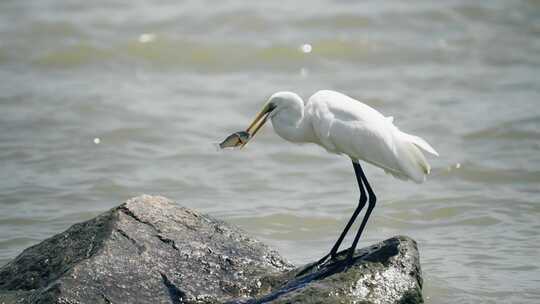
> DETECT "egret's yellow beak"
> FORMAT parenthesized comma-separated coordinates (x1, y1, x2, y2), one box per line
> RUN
(242, 103, 274, 148)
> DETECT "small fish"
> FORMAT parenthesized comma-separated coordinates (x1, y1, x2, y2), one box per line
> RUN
(219, 131, 251, 149)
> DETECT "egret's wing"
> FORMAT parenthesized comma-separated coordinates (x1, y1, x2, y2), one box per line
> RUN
(308, 90, 401, 172)
(330, 115, 404, 175)
(308, 90, 435, 183)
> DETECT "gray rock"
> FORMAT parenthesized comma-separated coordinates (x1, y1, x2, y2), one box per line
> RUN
(0, 195, 423, 304)
(237, 236, 423, 304)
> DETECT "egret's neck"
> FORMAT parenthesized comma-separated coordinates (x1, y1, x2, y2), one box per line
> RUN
(270, 101, 316, 143)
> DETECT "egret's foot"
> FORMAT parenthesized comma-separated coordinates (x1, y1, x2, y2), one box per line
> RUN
(295, 253, 335, 277)
(296, 246, 360, 278)
(345, 249, 356, 266)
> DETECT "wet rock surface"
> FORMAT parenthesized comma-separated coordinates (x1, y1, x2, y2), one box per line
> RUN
(0, 195, 423, 304)
(239, 236, 423, 304)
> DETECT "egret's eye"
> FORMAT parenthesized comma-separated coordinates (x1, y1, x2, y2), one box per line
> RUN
(268, 102, 277, 112)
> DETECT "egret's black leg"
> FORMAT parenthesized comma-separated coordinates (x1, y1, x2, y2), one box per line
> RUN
(347, 162, 377, 259)
(296, 161, 367, 277)
(327, 161, 367, 258)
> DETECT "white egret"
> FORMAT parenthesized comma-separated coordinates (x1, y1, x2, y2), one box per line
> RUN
(239, 90, 438, 269)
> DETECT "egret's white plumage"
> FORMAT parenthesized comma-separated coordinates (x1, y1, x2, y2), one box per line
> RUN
(240, 89, 439, 271)
(260, 90, 438, 183)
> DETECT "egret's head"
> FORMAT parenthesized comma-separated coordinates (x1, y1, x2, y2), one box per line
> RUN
(266, 91, 303, 116)
(242, 91, 302, 147)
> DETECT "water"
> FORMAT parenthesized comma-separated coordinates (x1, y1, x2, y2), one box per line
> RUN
(1, 0, 539, 302)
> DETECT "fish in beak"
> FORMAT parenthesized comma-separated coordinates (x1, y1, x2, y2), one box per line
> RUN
(217, 102, 275, 150)
(241, 102, 275, 148)
(218, 131, 250, 149)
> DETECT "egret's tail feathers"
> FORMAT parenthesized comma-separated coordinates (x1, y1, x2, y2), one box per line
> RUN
(383, 168, 409, 181)
(400, 132, 439, 156)
(413, 146, 430, 175)
(395, 133, 437, 183)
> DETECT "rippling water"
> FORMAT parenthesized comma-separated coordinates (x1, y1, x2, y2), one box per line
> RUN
(1, 1, 540, 302)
